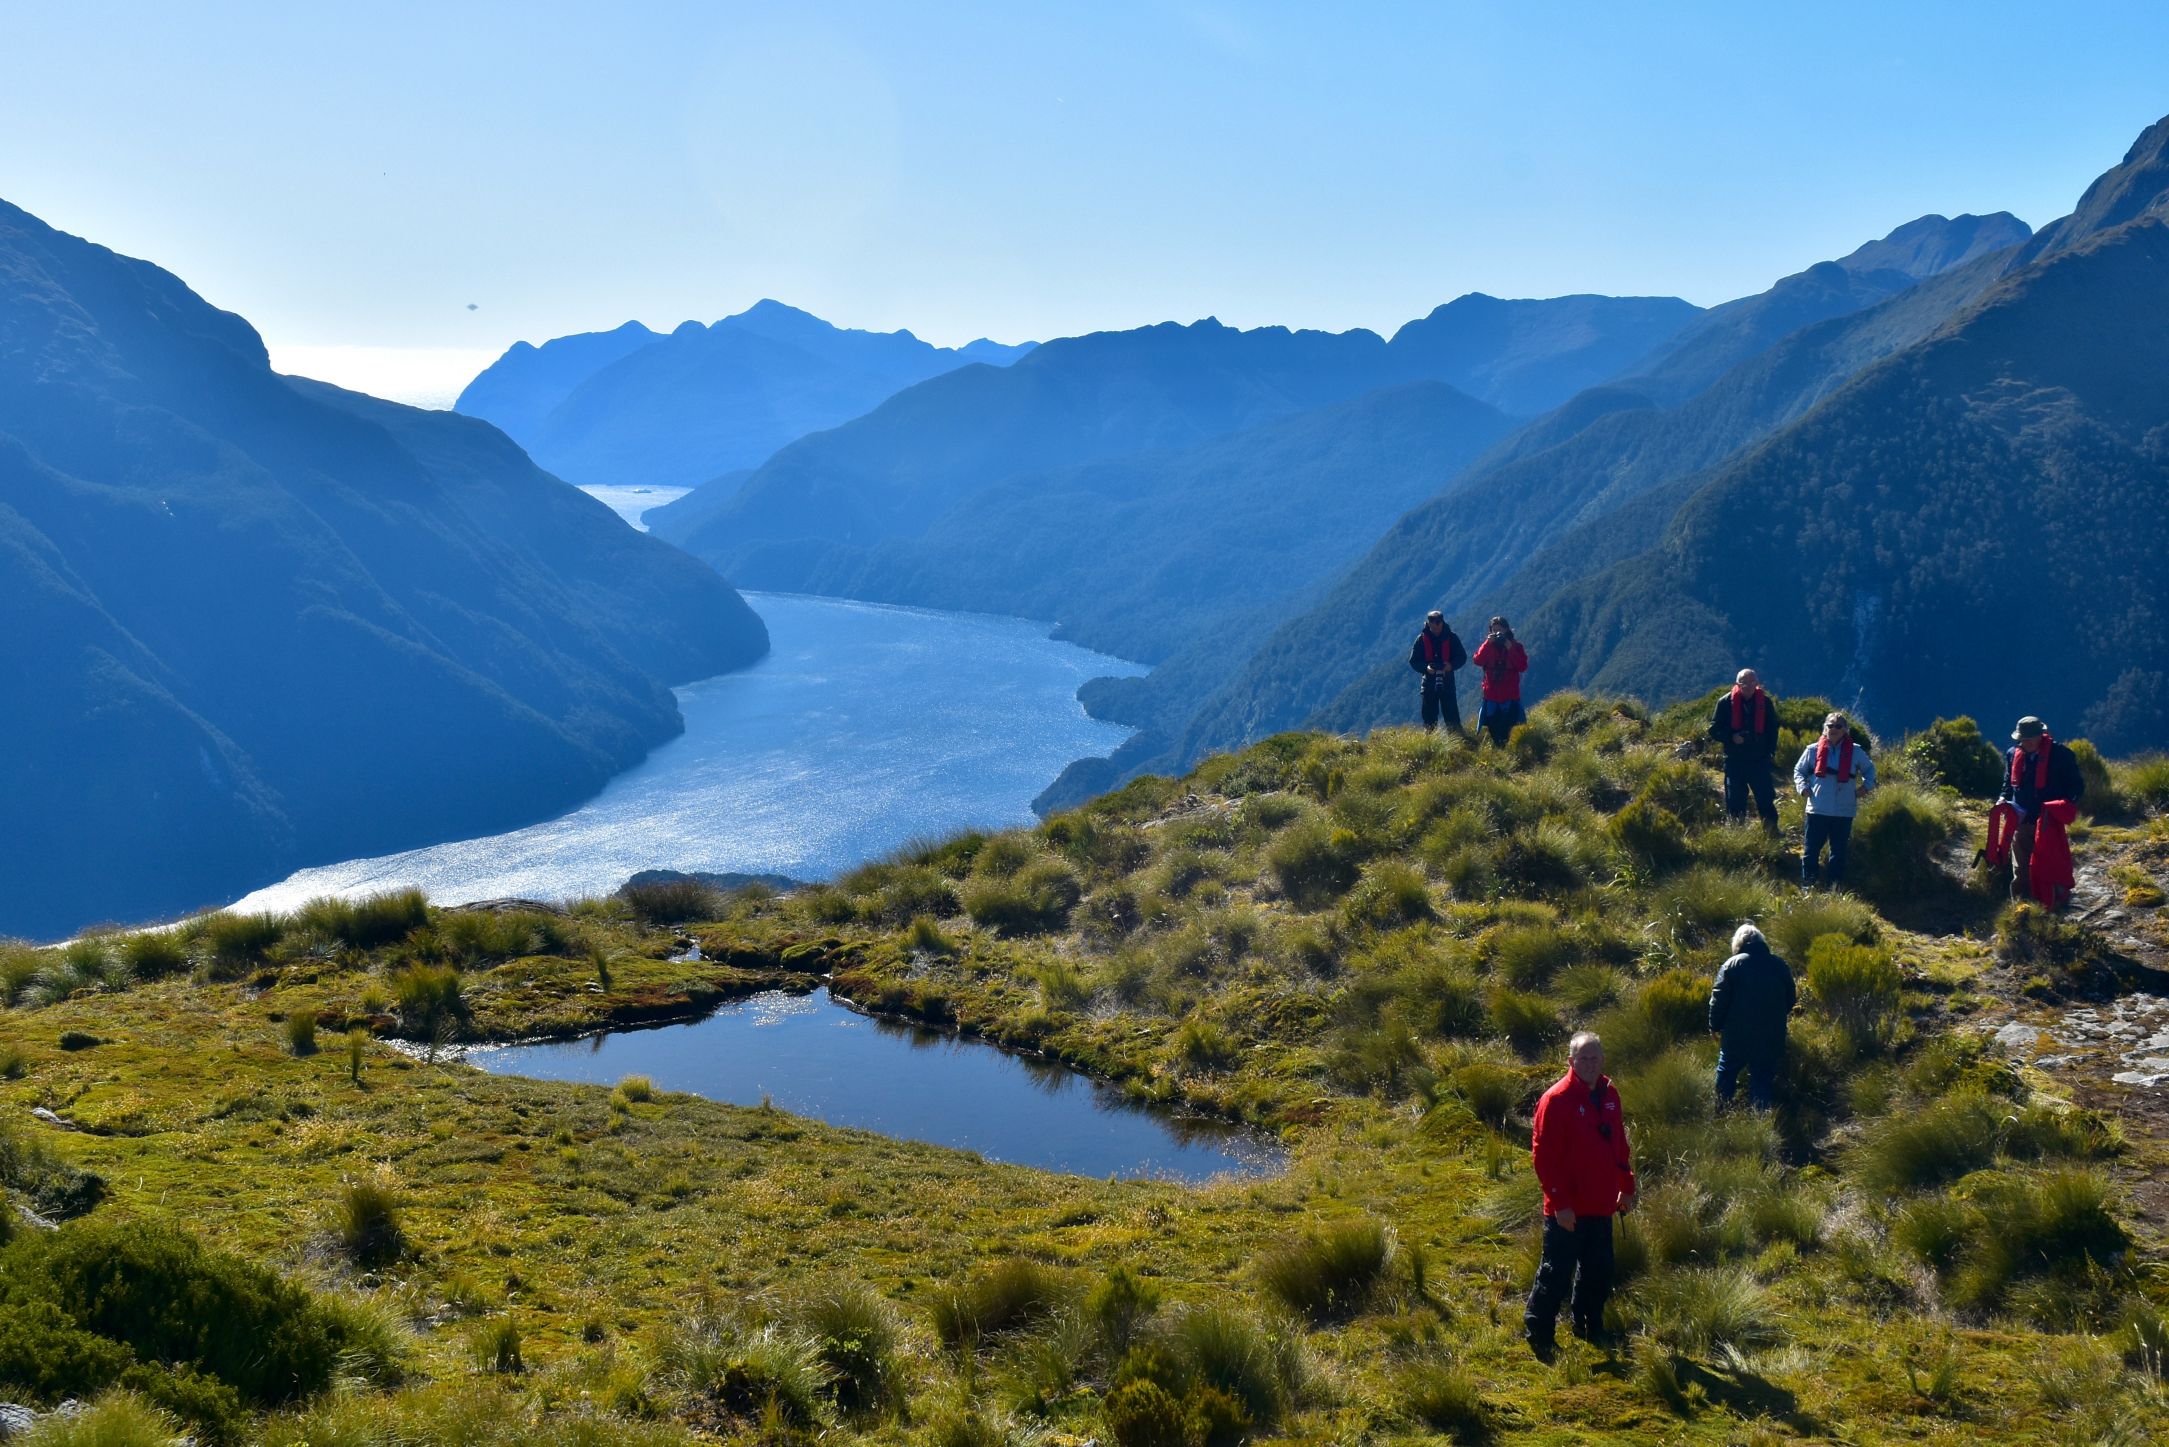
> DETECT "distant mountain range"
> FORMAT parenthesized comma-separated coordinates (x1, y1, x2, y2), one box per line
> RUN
(0, 199, 769, 939)
(455, 301, 1035, 489)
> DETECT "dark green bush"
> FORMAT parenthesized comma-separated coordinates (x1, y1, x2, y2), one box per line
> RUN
(1104, 1379, 1187, 1447)
(1087, 1265, 1162, 1358)
(1257, 1217, 1391, 1321)
(0, 1218, 377, 1408)
(2068, 739, 2116, 812)
(1899, 717, 2004, 797)
(1849, 782, 1956, 902)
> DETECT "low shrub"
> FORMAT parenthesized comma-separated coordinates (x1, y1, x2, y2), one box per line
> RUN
(1167, 1305, 1293, 1427)
(1764, 891, 1879, 965)
(1087, 1265, 1163, 1358)
(1804, 936, 1904, 1055)
(1608, 798, 1690, 876)
(1398, 1358, 1491, 1442)
(1898, 717, 2005, 797)
(1488, 985, 1561, 1056)
(1488, 921, 1575, 989)
(294, 890, 430, 950)
(1267, 820, 1366, 908)
(1637, 1266, 1784, 1354)
(2113, 753, 2169, 813)
(1104, 1379, 1187, 1447)
(1996, 903, 2118, 986)
(930, 1260, 1067, 1348)
(2068, 739, 2117, 812)
(650, 1304, 829, 1426)
(1848, 782, 1956, 902)
(1257, 1216, 1392, 1321)
(961, 860, 1081, 936)
(1850, 1093, 2001, 1192)
(388, 964, 466, 1041)
(335, 1179, 407, 1268)
(792, 1281, 899, 1414)
(1341, 861, 1433, 929)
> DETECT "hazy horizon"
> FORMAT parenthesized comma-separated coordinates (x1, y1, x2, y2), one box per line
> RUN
(10, 2, 2169, 406)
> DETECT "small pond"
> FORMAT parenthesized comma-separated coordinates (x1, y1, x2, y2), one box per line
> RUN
(466, 988, 1283, 1183)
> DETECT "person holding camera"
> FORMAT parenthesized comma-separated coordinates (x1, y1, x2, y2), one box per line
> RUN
(1471, 616, 1528, 746)
(1707, 668, 1781, 829)
(1408, 610, 1468, 733)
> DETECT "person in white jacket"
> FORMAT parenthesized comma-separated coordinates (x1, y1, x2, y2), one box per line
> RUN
(1792, 712, 1875, 888)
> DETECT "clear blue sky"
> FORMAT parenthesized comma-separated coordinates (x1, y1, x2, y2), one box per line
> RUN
(5, 1, 2166, 400)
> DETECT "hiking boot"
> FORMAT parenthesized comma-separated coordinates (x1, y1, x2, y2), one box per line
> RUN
(1524, 1326, 1557, 1363)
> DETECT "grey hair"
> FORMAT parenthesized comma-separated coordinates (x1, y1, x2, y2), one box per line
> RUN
(1731, 923, 1766, 953)
(1567, 1030, 1602, 1054)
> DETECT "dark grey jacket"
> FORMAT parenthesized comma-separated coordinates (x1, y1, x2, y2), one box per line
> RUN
(1709, 940, 1796, 1055)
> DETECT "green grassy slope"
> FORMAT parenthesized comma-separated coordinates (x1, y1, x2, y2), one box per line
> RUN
(3, 698, 2168, 1444)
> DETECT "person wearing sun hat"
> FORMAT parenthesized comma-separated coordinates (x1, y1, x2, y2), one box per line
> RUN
(1997, 716, 2085, 906)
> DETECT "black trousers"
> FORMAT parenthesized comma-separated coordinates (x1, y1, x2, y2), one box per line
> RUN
(1420, 675, 1461, 731)
(1723, 757, 1778, 825)
(1525, 1214, 1614, 1339)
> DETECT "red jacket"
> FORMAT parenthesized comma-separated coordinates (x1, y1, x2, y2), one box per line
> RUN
(1472, 638, 1528, 702)
(1531, 1070, 1637, 1219)
(2028, 799, 2078, 905)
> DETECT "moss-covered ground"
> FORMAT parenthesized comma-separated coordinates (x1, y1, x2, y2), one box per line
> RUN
(3, 694, 2167, 1444)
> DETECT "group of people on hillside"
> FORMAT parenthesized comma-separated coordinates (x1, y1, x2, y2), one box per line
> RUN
(1409, 615, 2086, 899)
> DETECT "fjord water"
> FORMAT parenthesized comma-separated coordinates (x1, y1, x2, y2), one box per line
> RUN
(228, 593, 1142, 913)
(579, 483, 691, 531)
(468, 988, 1282, 1182)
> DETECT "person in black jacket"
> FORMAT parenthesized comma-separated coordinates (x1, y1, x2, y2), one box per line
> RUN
(1708, 924, 1795, 1108)
(1707, 669, 1780, 829)
(1409, 611, 1467, 733)
(1998, 715, 2086, 904)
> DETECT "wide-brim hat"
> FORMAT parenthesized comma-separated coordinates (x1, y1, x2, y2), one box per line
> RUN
(2012, 715, 2047, 741)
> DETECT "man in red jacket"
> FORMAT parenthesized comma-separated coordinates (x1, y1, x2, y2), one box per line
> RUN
(1524, 1031, 1637, 1360)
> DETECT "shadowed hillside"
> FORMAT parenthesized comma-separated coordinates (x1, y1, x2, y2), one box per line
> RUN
(0, 200, 769, 939)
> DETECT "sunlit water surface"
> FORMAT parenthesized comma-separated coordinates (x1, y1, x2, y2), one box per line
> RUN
(468, 988, 1282, 1182)
(578, 484, 692, 530)
(228, 593, 1141, 913)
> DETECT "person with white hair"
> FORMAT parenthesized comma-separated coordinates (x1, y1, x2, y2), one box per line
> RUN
(1707, 668, 1780, 829)
(1708, 923, 1797, 1108)
(1524, 1031, 1637, 1360)
(1792, 712, 1876, 887)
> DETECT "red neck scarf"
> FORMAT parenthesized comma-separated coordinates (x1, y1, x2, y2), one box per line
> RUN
(1729, 686, 1767, 732)
(2012, 735, 2053, 791)
(1813, 735, 1854, 780)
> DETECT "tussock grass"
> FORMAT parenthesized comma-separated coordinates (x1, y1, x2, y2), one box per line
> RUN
(283, 1012, 318, 1056)
(618, 878, 723, 925)
(335, 1179, 407, 1268)
(1256, 1216, 1392, 1321)
(650, 1304, 829, 1426)
(1397, 1357, 1492, 1441)
(931, 1260, 1068, 1349)
(1804, 936, 1904, 1055)
(1851, 1093, 2002, 1192)
(790, 1281, 900, 1414)
(1637, 1266, 1785, 1353)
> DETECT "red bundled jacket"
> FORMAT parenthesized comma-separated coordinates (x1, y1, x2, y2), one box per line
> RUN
(1531, 1070, 1637, 1219)
(2028, 800, 2078, 907)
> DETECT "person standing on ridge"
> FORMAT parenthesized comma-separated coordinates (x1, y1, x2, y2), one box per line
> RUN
(1524, 1031, 1636, 1360)
(1707, 923, 1796, 1108)
(1793, 712, 1875, 888)
(1998, 715, 2085, 907)
(1708, 668, 1780, 829)
(1472, 616, 1528, 746)
(1408, 610, 1468, 733)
